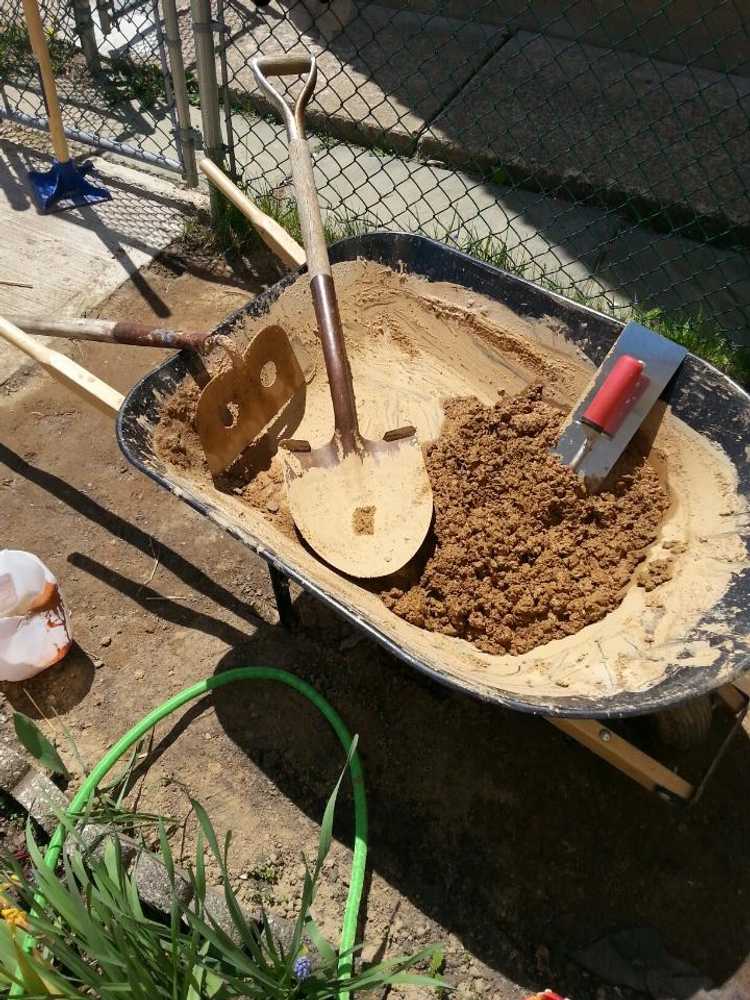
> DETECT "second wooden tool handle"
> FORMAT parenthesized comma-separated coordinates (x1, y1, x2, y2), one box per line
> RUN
(0, 314, 124, 415)
(8, 316, 211, 351)
(22, 0, 69, 163)
(198, 159, 305, 270)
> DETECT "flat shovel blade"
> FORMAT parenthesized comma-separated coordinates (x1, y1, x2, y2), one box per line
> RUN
(197, 324, 305, 474)
(283, 434, 433, 578)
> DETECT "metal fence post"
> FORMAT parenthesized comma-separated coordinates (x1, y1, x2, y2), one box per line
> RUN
(162, 0, 198, 187)
(215, 0, 237, 180)
(190, 0, 223, 218)
(71, 0, 100, 75)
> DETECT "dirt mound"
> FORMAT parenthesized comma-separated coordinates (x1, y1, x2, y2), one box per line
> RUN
(382, 385, 669, 655)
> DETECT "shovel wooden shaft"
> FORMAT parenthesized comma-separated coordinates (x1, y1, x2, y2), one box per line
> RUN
(288, 138, 330, 279)
(289, 138, 359, 446)
(309, 272, 359, 452)
(252, 53, 360, 450)
(8, 315, 212, 351)
(22, 0, 69, 163)
(0, 314, 123, 415)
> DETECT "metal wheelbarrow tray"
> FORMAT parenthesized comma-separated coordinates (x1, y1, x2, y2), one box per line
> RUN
(117, 233, 750, 728)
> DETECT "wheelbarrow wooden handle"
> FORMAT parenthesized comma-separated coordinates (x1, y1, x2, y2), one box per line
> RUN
(198, 158, 305, 270)
(0, 314, 124, 415)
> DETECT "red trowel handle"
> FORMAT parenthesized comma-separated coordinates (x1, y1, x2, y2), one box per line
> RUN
(581, 354, 646, 435)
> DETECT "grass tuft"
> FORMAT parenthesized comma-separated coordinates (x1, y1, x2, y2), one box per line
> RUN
(103, 56, 167, 109)
(435, 225, 750, 385)
(182, 179, 374, 261)
(632, 307, 750, 384)
(0, 20, 74, 76)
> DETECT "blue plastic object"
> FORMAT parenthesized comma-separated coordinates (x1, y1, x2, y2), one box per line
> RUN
(28, 158, 111, 213)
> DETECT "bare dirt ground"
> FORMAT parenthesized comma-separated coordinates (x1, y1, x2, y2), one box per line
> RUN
(2, 234, 750, 1000)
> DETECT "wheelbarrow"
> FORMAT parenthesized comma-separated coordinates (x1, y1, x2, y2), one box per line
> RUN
(117, 233, 750, 804)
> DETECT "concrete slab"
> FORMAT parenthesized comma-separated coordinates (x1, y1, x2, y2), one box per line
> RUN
(216, 1, 507, 150)
(132, 848, 194, 910)
(374, 0, 750, 76)
(0, 741, 32, 790)
(13, 768, 69, 833)
(422, 31, 750, 229)
(0, 123, 201, 384)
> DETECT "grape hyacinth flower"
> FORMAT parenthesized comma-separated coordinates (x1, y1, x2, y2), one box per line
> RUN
(294, 955, 313, 981)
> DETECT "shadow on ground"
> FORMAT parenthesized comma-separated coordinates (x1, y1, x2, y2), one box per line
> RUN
(4, 423, 750, 996)
(0, 130, 282, 300)
(208, 594, 750, 995)
(0, 642, 95, 716)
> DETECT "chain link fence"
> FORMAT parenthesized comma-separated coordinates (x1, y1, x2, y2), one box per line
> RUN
(0, 0, 190, 171)
(1, 0, 748, 343)
(216, 0, 750, 341)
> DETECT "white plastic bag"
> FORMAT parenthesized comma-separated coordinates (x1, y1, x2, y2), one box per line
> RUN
(0, 551, 72, 681)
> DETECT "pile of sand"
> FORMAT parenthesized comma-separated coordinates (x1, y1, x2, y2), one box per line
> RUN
(382, 386, 669, 654)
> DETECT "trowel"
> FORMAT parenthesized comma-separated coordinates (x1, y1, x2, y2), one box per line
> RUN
(553, 321, 687, 490)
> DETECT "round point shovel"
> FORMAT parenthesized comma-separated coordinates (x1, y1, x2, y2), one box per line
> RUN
(251, 52, 433, 578)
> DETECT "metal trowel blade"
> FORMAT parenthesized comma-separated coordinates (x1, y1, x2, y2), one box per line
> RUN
(553, 322, 687, 490)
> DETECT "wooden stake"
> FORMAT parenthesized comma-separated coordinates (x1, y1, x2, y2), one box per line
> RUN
(199, 158, 306, 270)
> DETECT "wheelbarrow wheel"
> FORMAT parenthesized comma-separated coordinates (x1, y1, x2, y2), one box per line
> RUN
(652, 695, 713, 750)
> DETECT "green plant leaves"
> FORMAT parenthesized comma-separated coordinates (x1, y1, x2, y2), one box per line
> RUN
(317, 735, 358, 877)
(0, 726, 445, 1000)
(13, 712, 68, 776)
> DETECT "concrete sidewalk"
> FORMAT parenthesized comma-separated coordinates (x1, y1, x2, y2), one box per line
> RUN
(225, 111, 750, 338)
(421, 31, 750, 232)
(3, 0, 747, 238)
(199, 0, 750, 236)
(0, 122, 203, 384)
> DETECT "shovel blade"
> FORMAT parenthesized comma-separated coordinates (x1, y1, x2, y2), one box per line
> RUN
(283, 434, 433, 578)
(197, 324, 305, 474)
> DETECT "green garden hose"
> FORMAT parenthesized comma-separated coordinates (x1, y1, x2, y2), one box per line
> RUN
(21, 668, 367, 997)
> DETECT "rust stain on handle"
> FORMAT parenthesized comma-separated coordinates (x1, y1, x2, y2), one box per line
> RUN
(111, 322, 213, 352)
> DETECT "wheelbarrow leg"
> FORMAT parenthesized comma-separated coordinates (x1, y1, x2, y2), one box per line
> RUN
(547, 717, 694, 802)
(548, 681, 749, 805)
(267, 563, 297, 628)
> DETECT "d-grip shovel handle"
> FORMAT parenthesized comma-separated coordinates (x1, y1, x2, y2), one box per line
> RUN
(251, 54, 316, 140)
(251, 52, 360, 452)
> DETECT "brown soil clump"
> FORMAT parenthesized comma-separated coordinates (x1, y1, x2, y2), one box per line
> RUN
(353, 505, 376, 535)
(638, 557, 675, 592)
(153, 380, 204, 473)
(382, 385, 669, 655)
